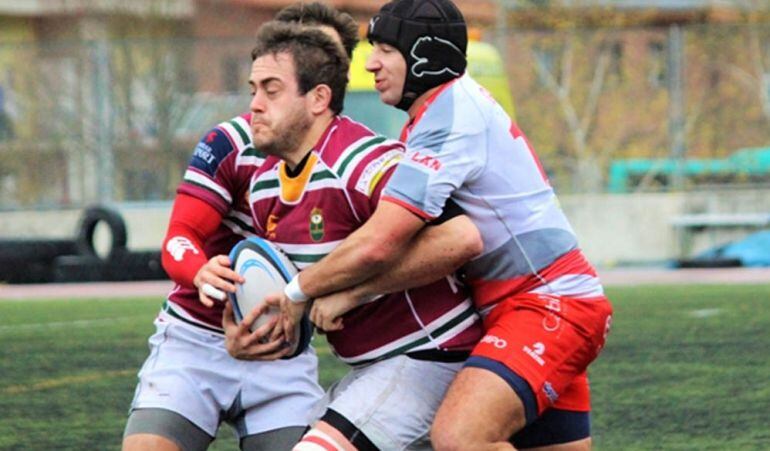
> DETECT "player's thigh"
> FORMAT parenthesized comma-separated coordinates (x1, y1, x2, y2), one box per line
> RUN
(432, 366, 525, 445)
(473, 294, 611, 416)
(304, 355, 462, 450)
(128, 318, 241, 437)
(236, 347, 323, 439)
(123, 408, 212, 451)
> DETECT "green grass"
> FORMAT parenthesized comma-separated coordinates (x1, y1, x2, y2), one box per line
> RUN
(1, 285, 768, 450)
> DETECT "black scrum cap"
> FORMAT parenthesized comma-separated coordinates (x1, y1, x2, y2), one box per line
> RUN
(367, 0, 467, 111)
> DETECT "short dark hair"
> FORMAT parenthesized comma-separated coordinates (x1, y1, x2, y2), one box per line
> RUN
(275, 2, 359, 58)
(252, 21, 349, 115)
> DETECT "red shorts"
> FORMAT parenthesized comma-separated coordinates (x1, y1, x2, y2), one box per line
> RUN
(470, 293, 613, 414)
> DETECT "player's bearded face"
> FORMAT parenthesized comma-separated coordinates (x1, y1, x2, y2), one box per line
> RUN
(252, 97, 312, 157)
(249, 53, 314, 157)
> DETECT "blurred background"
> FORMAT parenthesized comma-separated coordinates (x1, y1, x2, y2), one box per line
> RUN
(1, 2, 769, 450)
(2, 0, 770, 271)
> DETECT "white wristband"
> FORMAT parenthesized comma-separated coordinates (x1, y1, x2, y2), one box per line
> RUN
(284, 275, 310, 304)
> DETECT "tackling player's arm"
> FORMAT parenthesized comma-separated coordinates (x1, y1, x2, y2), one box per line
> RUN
(310, 213, 481, 331)
(290, 130, 481, 303)
(269, 195, 425, 341)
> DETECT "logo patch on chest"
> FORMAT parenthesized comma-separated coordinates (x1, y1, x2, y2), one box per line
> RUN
(309, 207, 324, 242)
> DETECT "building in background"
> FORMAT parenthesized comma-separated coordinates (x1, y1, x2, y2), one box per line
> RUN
(0, 0, 497, 207)
(2, 0, 770, 207)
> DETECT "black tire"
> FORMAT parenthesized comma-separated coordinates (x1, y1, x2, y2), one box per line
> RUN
(107, 250, 167, 281)
(76, 206, 127, 260)
(0, 239, 77, 263)
(52, 251, 167, 283)
(52, 255, 107, 282)
(0, 239, 77, 283)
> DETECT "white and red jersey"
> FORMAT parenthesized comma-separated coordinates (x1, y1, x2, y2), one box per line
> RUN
(249, 116, 482, 365)
(166, 113, 263, 331)
(383, 74, 604, 311)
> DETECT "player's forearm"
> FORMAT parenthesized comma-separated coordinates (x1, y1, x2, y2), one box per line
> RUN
(351, 215, 482, 299)
(298, 227, 405, 298)
(288, 202, 427, 302)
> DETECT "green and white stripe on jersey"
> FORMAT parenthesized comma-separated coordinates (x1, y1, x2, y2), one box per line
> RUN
(219, 116, 265, 168)
(272, 239, 344, 270)
(332, 135, 399, 180)
(337, 299, 478, 365)
(238, 146, 266, 168)
(222, 210, 257, 238)
(162, 299, 224, 334)
(183, 169, 233, 204)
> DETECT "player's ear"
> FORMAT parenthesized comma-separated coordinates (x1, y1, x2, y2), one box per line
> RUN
(307, 84, 332, 116)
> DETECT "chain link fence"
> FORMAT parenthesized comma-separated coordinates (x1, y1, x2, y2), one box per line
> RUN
(2, 22, 770, 208)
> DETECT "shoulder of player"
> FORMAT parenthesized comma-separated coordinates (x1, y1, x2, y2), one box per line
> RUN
(208, 113, 256, 154)
(207, 114, 269, 169)
(250, 154, 282, 181)
(323, 117, 404, 179)
(413, 77, 489, 141)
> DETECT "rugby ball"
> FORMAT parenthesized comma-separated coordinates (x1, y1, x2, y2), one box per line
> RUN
(228, 237, 297, 332)
(228, 237, 313, 358)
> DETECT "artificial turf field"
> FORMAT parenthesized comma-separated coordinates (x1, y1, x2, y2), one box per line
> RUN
(0, 284, 768, 450)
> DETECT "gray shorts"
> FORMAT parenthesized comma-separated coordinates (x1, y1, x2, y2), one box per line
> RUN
(127, 313, 323, 439)
(311, 355, 463, 450)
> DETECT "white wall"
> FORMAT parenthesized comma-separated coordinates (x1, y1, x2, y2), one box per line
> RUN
(2, 189, 769, 266)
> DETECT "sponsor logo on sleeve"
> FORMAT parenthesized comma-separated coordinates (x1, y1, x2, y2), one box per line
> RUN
(355, 151, 403, 196)
(410, 151, 442, 171)
(165, 236, 200, 262)
(193, 142, 216, 165)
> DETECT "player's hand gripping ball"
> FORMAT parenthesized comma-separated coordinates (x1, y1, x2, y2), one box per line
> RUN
(228, 237, 312, 357)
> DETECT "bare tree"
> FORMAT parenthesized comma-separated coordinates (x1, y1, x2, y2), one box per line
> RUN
(531, 30, 613, 192)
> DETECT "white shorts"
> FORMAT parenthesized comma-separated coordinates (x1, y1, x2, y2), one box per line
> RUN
(312, 355, 463, 450)
(129, 311, 324, 438)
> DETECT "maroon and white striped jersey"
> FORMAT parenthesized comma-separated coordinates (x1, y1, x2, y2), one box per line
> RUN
(249, 116, 482, 364)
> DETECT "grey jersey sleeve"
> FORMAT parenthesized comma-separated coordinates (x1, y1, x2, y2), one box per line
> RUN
(382, 127, 486, 219)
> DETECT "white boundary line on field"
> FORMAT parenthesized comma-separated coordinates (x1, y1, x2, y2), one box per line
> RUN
(2, 267, 770, 301)
(0, 280, 174, 301)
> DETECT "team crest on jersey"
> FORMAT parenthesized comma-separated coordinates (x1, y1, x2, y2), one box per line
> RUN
(309, 207, 324, 242)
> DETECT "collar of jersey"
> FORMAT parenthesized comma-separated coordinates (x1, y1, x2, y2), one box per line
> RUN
(278, 152, 319, 205)
(400, 76, 460, 143)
